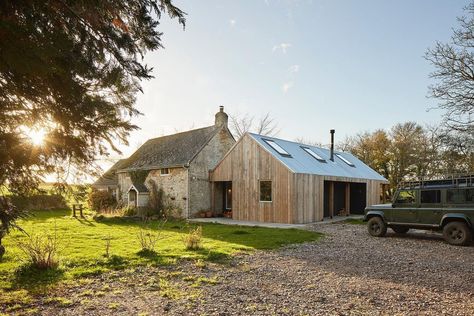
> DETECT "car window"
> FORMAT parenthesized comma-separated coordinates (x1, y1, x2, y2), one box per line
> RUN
(421, 190, 441, 204)
(446, 189, 465, 204)
(466, 189, 474, 203)
(395, 190, 417, 204)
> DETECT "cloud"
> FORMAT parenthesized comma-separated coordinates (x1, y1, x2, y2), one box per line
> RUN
(282, 82, 293, 93)
(272, 43, 292, 54)
(229, 19, 236, 27)
(289, 64, 300, 73)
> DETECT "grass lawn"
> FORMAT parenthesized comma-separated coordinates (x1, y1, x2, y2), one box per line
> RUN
(0, 210, 321, 297)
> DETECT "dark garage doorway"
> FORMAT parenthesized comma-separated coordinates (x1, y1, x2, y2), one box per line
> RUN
(350, 183, 367, 214)
(324, 181, 367, 217)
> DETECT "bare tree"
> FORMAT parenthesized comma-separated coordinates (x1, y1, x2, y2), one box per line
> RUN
(425, 2, 474, 144)
(229, 112, 280, 139)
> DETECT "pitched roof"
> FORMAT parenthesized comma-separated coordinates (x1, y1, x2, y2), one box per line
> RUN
(129, 183, 149, 193)
(118, 125, 220, 172)
(248, 133, 388, 182)
(92, 159, 128, 187)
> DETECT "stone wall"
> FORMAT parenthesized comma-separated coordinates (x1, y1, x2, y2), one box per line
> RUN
(188, 127, 235, 217)
(117, 172, 133, 204)
(145, 168, 188, 217)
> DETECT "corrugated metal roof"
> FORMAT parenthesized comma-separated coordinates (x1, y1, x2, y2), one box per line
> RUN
(249, 133, 387, 182)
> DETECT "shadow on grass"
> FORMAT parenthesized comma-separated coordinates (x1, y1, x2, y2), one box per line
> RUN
(74, 216, 96, 227)
(25, 209, 71, 222)
(13, 263, 64, 291)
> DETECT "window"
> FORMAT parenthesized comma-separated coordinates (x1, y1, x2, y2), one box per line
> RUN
(301, 146, 326, 162)
(466, 189, 474, 203)
(263, 139, 291, 157)
(160, 168, 170, 175)
(260, 181, 272, 202)
(447, 189, 465, 204)
(421, 190, 441, 204)
(335, 153, 355, 167)
(395, 190, 416, 204)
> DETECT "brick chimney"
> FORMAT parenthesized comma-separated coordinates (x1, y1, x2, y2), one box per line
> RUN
(215, 106, 228, 127)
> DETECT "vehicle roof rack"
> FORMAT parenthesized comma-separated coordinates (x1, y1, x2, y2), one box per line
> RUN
(398, 174, 474, 190)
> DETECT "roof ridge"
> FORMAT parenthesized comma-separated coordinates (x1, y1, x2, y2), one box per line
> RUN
(143, 125, 216, 144)
(248, 132, 332, 152)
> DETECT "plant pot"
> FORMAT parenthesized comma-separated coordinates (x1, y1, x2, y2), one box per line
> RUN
(199, 212, 206, 218)
(206, 211, 213, 218)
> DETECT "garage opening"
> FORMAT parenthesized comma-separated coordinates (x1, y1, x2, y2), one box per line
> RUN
(350, 183, 367, 214)
(324, 181, 367, 217)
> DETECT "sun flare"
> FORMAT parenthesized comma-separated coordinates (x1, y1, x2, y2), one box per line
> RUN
(25, 128, 46, 146)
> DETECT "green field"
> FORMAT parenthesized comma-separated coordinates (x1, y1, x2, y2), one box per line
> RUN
(0, 210, 321, 297)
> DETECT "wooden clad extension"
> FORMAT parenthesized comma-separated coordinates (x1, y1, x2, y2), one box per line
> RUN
(211, 134, 295, 223)
(210, 133, 388, 224)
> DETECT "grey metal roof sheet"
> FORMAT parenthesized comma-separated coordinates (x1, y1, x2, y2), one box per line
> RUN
(249, 133, 388, 182)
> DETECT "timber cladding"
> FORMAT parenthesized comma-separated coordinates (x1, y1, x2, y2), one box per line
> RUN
(211, 134, 294, 223)
(211, 133, 388, 224)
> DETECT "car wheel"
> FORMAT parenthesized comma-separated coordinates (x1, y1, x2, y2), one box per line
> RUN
(392, 226, 409, 234)
(442, 222, 472, 246)
(367, 217, 387, 237)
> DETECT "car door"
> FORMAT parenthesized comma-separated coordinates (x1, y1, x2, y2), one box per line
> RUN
(418, 189, 442, 225)
(390, 189, 419, 224)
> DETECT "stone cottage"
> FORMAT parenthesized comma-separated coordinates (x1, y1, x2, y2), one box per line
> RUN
(92, 106, 236, 218)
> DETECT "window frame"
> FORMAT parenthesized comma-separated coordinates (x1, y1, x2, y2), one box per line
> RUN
(335, 153, 355, 167)
(259, 180, 272, 202)
(160, 168, 170, 176)
(394, 189, 418, 206)
(420, 189, 441, 204)
(262, 139, 292, 157)
(301, 146, 326, 162)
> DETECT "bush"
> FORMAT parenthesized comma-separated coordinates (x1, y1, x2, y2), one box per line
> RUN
(10, 194, 68, 211)
(120, 206, 136, 217)
(183, 226, 203, 250)
(88, 190, 116, 212)
(17, 232, 60, 269)
(137, 220, 165, 254)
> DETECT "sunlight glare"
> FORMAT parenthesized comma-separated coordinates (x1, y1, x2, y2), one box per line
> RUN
(25, 128, 46, 146)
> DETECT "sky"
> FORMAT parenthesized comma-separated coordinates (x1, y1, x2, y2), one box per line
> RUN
(104, 0, 471, 166)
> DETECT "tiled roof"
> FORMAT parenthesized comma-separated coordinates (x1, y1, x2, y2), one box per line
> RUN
(119, 125, 220, 171)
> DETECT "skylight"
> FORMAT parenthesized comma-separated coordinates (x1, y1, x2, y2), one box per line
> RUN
(263, 139, 292, 157)
(335, 153, 355, 167)
(301, 146, 326, 162)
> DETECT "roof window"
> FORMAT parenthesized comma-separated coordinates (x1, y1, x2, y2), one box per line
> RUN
(301, 146, 326, 162)
(335, 153, 355, 167)
(263, 139, 292, 157)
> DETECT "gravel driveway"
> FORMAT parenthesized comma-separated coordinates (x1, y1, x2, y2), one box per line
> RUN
(30, 223, 474, 315)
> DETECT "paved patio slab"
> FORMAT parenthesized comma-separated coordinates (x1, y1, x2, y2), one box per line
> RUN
(188, 215, 363, 229)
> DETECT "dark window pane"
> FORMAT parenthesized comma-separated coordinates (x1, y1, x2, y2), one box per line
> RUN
(466, 189, 474, 202)
(395, 190, 416, 204)
(260, 181, 272, 202)
(421, 190, 441, 204)
(447, 189, 465, 204)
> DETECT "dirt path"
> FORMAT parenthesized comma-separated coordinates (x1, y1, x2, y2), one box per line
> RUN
(10, 223, 474, 315)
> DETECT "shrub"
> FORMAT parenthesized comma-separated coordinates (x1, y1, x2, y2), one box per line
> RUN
(137, 220, 165, 253)
(183, 226, 203, 250)
(17, 232, 60, 269)
(10, 194, 68, 211)
(120, 206, 136, 217)
(137, 229, 160, 254)
(88, 190, 116, 212)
